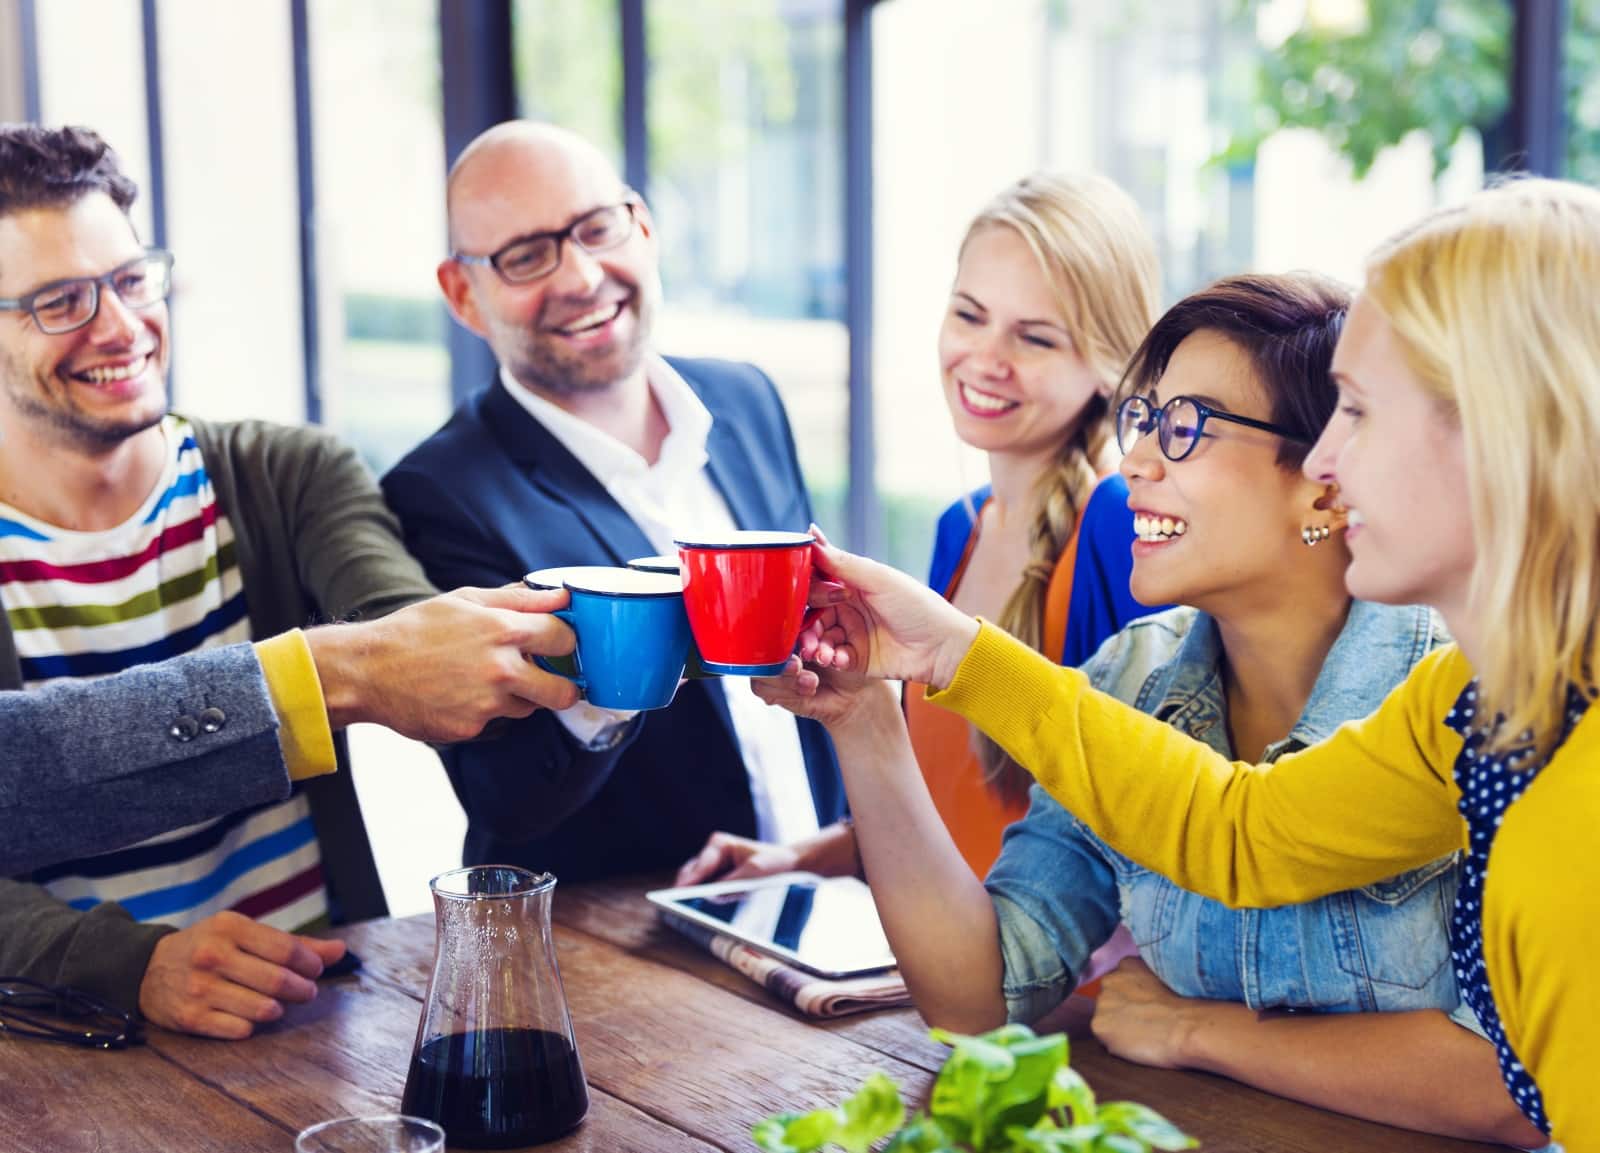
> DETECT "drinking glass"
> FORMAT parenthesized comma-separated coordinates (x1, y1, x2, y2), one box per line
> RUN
(295, 1114, 444, 1152)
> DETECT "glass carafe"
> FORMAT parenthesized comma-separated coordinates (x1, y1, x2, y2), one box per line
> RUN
(401, 867, 588, 1148)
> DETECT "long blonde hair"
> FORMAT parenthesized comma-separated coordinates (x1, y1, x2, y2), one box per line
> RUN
(1365, 177, 1600, 754)
(963, 172, 1160, 801)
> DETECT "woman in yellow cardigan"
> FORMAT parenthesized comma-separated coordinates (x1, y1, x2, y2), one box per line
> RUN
(776, 178, 1600, 1148)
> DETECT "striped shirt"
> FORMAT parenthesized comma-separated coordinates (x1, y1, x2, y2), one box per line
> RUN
(0, 416, 328, 932)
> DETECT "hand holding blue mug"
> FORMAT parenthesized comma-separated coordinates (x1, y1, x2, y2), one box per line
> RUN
(528, 567, 693, 710)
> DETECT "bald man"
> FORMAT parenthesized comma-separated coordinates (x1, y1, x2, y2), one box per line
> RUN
(383, 122, 846, 882)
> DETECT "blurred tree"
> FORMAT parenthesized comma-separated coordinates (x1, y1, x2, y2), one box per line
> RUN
(513, 0, 624, 164)
(510, 0, 796, 177)
(1222, 0, 1510, 177)
(648, 0, 796, 169)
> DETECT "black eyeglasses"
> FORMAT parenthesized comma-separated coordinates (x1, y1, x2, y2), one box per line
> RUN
(1116, 393, 1309, 462)
(452, 198, 640, 285)
(0, 977, 142, 1050)
(0, 249, 174, 336)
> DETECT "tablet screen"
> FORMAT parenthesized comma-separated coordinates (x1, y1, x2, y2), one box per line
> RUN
(667, 877, 895, 977)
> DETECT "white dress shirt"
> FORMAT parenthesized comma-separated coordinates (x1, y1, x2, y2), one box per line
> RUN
(499, 359, 821, 846)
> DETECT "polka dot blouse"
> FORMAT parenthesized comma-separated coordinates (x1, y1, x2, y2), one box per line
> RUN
(1444, 679, 1592, 1137)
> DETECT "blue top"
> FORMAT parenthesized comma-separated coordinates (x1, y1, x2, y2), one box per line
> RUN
(1443, 680, 1593, 1136)
(985, 601, 1487, 1035)
(926, 474, 1155, 667)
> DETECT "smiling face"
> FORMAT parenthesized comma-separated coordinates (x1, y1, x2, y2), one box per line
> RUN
(439, 126, 660, 400)
(0, 194, 169, 450)
(1303, 294, 1477, 616)
(937, 225, 1106, 462)
(1120, 329, 1333, 610)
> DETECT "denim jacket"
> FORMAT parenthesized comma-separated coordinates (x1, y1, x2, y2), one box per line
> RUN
(985, 600, 1482, 1033)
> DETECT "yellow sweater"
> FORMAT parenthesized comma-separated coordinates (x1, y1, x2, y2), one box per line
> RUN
(929, 621, 1600, 1149)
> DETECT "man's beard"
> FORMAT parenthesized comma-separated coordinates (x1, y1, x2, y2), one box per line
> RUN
(507, 287, 654, 399)
(2, 370, 168, 452)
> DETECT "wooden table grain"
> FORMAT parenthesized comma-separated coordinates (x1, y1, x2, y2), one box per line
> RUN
(0, 877, 1510, 1153)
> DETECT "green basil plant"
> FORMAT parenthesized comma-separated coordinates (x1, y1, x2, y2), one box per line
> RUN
(753, 1024, 1197, 1153)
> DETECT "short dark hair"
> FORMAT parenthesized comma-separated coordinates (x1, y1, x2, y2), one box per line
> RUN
(0, 124, 138, 217)
(1117, 272, 1351, 470)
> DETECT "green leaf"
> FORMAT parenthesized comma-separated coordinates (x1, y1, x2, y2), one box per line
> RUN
(1094, 1102, 1199, 1151)
(1094, 1134, 1146, 1153)
(1006, 1123, 1102, 1153)
(1045, 1064, 1096, 1126)
(754, 1023, 1194, 1153)
(835, 1072, 906, 1153)
(749, 1074, 905, 1153)
(881, 1113, 959, 1152)
(978, 1032, 1070, 1136)
(752, 1111, 822, 1153)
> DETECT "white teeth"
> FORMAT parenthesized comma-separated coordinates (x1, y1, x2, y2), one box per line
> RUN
(1347, 509, 1365, 527)
(1133, 513, 1189, 542)
(960, 382, 1018, 413)
(558, 303, 621, 335)
(77, 355, 147, 384)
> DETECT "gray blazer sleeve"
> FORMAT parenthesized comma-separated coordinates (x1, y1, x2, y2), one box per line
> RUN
(0, 643, 293, 876)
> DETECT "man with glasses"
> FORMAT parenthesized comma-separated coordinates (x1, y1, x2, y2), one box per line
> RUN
(0, 124, 577, 1041)
(383, 121, 847, 883)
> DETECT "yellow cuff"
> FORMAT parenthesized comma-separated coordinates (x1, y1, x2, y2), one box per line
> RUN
(255, 630, 338, 782)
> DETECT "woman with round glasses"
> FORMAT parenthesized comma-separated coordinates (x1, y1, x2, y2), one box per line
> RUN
(677, 171, 1164, 887)
(781, 179, 1600, 1147)
(750, 272, 1543, 1146)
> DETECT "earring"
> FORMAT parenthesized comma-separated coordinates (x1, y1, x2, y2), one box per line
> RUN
(1301, 524, 1332, 546)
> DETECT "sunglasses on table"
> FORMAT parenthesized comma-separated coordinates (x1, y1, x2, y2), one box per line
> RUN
(0, 977, 142, 1050)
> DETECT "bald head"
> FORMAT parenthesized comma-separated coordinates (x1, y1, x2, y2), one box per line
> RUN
(436, 120, 659, 403)
(447, 121, 626, 254)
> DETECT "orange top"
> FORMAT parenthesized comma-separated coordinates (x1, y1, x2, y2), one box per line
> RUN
(905, 499, 1081, 877)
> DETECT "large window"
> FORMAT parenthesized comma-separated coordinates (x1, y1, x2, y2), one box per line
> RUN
(310, 0, 452, 474)
(514, 0, 623, 170)
(646, 0, 850, 540)
(33, 0, 154, 242)
(156, 0, 306, 424)
(870, 0, 1491, 577)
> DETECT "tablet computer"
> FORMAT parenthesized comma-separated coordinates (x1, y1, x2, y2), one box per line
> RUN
(646, 872, 897, 979)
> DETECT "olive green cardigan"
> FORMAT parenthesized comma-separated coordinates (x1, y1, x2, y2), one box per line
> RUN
(0, 418, 437, 1011)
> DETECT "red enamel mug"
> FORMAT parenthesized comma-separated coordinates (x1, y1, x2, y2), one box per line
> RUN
(673, 530, 814, 676)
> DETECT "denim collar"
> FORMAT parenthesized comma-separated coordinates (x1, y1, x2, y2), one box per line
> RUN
(1147, 600, 1439, 759)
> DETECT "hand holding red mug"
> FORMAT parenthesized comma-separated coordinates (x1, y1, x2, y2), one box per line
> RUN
(793, 526, 980, 691)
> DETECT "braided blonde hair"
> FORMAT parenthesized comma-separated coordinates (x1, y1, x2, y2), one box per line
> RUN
(964, 172, 1160, 803)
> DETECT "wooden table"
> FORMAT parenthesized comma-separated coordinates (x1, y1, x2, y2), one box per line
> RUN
(0, 877, 1508, 1152)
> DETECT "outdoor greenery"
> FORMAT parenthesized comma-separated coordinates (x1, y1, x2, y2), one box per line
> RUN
(1223, 0, 1509, 177)
(1224, 0, 1600, 182)
(753, 1025, 1196, 1153)
(513, 0, 795, 175)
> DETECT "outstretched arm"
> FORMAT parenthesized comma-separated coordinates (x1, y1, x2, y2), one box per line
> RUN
(761, 675, 1010, 1032)
(795, 535, 1467, 908)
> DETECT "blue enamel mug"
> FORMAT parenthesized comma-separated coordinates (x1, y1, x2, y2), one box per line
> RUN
(625, 555, 718, 679)
(531, 566, 691, 710)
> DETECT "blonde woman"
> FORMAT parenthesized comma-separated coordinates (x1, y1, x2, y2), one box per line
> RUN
(679, 172, 1162, 885)
(785, 178, 1600, 1146)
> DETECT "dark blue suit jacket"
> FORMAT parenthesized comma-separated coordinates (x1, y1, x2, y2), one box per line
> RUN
(381, 357, 845, 880)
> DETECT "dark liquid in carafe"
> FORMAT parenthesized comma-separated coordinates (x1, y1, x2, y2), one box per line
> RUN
(401, 1027, 588, 1148)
